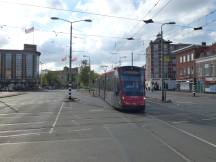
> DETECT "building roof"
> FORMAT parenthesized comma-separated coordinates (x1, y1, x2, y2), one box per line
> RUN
(0, 44, 41, 55)
(196, 54, 216, 63)
(172, 44, 201, 54)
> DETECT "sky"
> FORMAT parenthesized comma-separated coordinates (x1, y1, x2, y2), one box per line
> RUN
(0, 0, 216, 73)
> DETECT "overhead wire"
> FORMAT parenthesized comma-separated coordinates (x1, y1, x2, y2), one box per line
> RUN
(0, 23, 127, 39)
(0, 0, 141, 22)
(111, 0, 163, 58)
(111, 0, 173, 67)
(164, 8, 216, 36)
(151, 0, 173, 18)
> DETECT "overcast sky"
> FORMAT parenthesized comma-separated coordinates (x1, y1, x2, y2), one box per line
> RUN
(0, 0, 216, 73)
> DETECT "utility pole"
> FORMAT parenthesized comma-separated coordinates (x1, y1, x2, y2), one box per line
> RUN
(131, 52, 134, 66)
(51, 17, 92, 100)
(40, 61, 44, 88)
(160, 22, 176, 102)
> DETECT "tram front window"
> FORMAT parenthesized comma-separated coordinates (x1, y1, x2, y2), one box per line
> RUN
(123, 80, 144, 96)
(121, 74, 144, 96)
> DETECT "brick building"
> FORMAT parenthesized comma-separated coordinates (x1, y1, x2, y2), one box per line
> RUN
(174, 43, 207, 91)
(196, 43, 216, 93)
(145, 34, 190, 90)
(0, 44, 41, 90)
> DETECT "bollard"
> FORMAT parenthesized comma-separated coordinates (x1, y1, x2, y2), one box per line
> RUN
(68, 83, 72, 100)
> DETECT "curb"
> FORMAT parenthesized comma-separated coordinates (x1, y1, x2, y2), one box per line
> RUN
(0, 92, 25, 99)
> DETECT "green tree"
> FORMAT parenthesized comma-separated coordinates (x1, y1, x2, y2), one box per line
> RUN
(79, 66, 90, 87)
(78, 59, 99, 88)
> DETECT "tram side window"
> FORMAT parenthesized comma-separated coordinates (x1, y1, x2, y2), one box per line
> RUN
(116, 79, 120, 95)
(106, 75, 112, 91)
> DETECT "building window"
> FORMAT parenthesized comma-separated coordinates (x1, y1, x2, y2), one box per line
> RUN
(191, 53, 194, 60)
(154, 44, 158, 51)
(187, 54, 190, 62)
(188, 67, 190, 75)
(5, 53, 12, 79)
(180, 56, 182, 63)
(191, 67, 194, 75)
(26, 53, 33, 78)
(16, 54, 22, 79)
(184, 68, 187, 75)
(183, 56, 186, 62)
(179, 69, 182, 76)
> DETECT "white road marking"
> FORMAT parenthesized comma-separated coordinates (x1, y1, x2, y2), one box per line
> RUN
(150, 115, 216, 148)
(0, 128, 48, 134)
(201, 117, 216, 121)
(0, 113, 31, 116)
(90, 109, 104, 112)
(49, 102, 64, 134)
(0, 121, 49, 126)
(0, 137, 112, 146)
(147, 129, 192, 162)
(0, 112, 54, 116)
(171, 121, 188, 124)
(0, 132, 41, 138)
(71, 128, 91, 132)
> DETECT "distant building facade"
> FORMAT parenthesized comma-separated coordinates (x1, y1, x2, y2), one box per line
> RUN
(196, 43, 216, 93)
(145, 34, 190, 90)
(0, 44, 41, 90)
(174, 43, 207, 92)
(46, 67, 79, 88)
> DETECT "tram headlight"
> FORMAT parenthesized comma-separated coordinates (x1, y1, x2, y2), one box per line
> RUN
(122, 96, 125, 100)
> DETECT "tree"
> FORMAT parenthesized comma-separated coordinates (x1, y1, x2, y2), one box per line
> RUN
(79, 66, 90, 87)
(42, 71, 63, 88)
(78, 59, 99, 88)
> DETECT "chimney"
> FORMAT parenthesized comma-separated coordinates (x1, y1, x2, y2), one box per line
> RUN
(201, 42, 206, 46)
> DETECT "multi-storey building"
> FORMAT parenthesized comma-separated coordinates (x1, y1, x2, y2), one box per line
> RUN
(196, 43, 216, 93)
(174, 43, 207, 91)
(0, 44, 41, 90)
(145, 34, 190, 90)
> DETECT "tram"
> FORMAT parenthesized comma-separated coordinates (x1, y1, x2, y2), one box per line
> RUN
(95, 66, 145, 111)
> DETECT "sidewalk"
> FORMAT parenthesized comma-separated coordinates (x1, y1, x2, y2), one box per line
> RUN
(0, 92, 24, 98)
(146, 90, 216, 104)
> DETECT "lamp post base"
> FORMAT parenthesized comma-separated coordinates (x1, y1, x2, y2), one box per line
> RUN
(161, 91, 167, 102)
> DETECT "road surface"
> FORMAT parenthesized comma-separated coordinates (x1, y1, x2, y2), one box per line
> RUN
(0, 90, 215, 162)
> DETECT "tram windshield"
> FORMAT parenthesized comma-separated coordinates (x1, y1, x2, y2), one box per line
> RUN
(120, 70, 144, 96)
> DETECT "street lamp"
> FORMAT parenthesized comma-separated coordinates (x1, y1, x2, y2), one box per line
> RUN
(161, 21, 176, 102)
(194, 26, 203, 30)
(143, 19, 154, 24)
(51, 17, 92, 100)
(192, 26, 203, 96)
(83, 55, 91, 90)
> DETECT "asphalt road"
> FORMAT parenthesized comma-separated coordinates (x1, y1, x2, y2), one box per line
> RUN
(0, 90, 215, 162)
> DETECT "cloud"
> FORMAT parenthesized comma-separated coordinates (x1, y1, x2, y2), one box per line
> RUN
(0, 0, 215, 73)
(0, 33, 9, 47)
